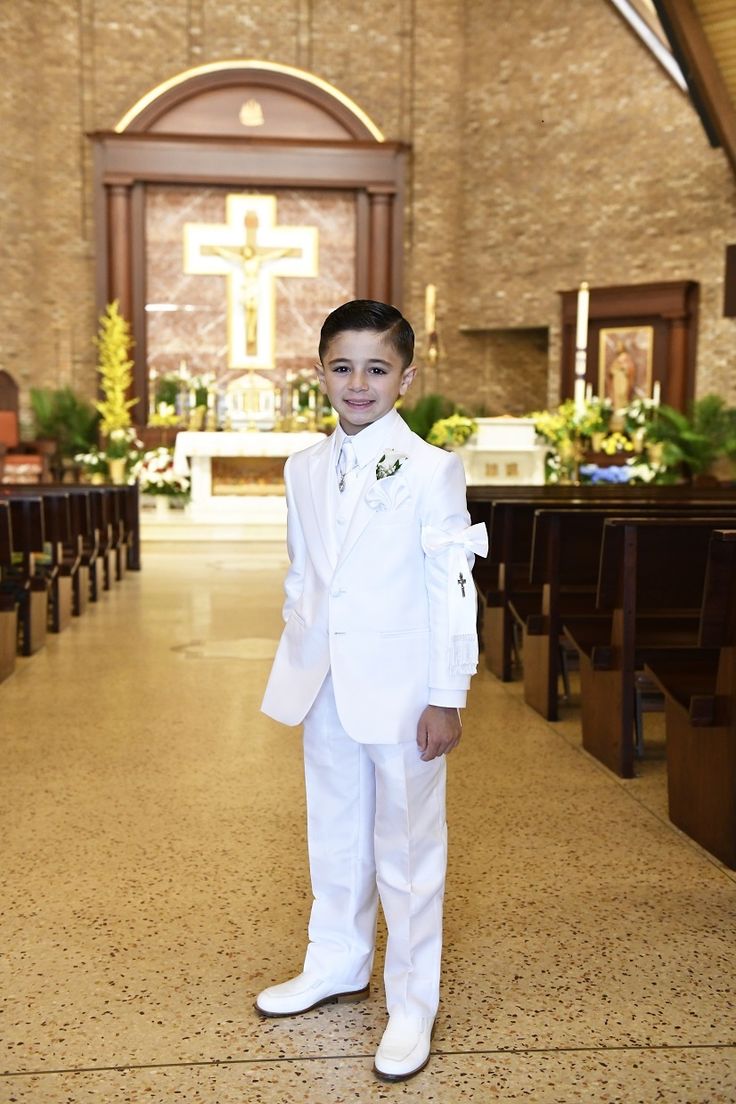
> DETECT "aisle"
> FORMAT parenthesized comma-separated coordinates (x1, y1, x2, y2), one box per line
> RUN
(1, 545, 735, 1103)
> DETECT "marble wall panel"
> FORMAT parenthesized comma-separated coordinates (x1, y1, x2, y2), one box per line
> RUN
(145, 186, 355, 390)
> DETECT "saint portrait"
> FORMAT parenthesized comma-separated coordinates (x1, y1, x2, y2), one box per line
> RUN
(598, 326, 654, 408)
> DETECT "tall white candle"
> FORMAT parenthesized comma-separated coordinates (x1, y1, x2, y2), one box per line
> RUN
(574, 376, 586, 415)
(575, 282, 590, 351)
(652, 381, 661, 406)
(425, 284, 437, 334)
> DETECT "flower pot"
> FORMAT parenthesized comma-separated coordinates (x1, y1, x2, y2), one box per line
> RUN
(107, 457, 127, 485)
(154, 496, 171, 518)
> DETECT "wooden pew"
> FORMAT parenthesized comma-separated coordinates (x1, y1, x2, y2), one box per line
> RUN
(0, 500, 17, 681)
(38, 492, 74, 632)
(63, 489, 92, 615)
(473, 488, 735, 683)
(121, 482, 141, 572)
(523, 502, 736, 721)
(3, 488, 83, 631)
(565, 517, 736, 779)
(90, 488, 114, 591)
(0, 496, 48, 655)
(644, 530, 736, 868)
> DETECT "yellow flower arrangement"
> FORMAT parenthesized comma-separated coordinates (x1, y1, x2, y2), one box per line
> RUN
(427, 413, 477, 448)
(94, 301, 139, 436)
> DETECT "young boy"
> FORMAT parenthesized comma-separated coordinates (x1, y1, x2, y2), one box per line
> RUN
(258, 300, 487, 1082)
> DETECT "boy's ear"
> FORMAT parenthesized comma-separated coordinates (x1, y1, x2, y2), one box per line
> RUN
(314, 362, 326, 392)
(399, 364, 417, 395)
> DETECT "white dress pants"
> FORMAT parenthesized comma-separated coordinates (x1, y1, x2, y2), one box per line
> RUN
(301, 672, 447, 1021)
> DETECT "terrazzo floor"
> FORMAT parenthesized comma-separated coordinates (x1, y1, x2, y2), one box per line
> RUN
(1, 543, 735, 1104)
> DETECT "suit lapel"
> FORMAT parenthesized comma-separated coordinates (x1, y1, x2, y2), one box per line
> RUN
(307, 433, 338, 571)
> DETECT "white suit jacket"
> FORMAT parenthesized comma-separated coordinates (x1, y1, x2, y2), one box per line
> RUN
(261, 411, 475, 744)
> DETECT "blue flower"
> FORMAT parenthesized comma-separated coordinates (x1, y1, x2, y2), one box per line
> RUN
(580, 464, 633, 484)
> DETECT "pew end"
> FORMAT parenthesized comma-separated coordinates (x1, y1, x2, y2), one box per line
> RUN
(0, 593, 17, 682)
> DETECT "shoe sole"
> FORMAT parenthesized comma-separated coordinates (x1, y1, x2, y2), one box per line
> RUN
(373, 1053, 431, 1083)
(254, 984, 370, 1018)
(373, 1022, 436, 1082)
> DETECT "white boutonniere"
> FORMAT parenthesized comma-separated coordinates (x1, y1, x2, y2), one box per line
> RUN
(376, 449, 408, 481)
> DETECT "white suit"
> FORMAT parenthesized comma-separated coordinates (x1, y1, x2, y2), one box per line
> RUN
(261, 408, 486, 1019)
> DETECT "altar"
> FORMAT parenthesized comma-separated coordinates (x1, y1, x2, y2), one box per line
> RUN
(157, 430, 324, 539)
(455, 417, 547, 485)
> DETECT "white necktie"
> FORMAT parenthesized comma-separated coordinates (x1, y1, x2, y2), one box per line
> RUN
(337, 437, 358, 492)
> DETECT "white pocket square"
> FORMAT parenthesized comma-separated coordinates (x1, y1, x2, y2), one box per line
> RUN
(365, 475, 411, 512)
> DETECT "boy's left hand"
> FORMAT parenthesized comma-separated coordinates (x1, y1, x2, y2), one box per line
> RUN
(416, 705, 462, 761)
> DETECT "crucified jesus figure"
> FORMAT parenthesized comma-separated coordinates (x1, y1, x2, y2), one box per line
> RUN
(202, 212, 301, 356)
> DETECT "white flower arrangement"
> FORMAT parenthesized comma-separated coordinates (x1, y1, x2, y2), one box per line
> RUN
(375, 449, 408, 481)
(136, 447, 190, 497)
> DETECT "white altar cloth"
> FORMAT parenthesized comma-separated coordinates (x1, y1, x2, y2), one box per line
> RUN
(172, 430, 324, 531)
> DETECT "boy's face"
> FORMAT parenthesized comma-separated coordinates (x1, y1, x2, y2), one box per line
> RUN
(316, 329, 416, 435)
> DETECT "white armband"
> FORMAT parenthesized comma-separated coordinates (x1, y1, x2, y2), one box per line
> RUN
(421, 522, 489, 674)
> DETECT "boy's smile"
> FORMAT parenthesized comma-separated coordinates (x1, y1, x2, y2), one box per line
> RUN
(316, 329, 416, 435)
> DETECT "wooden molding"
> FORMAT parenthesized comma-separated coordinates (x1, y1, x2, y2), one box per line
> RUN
(656, 0, 736, 175)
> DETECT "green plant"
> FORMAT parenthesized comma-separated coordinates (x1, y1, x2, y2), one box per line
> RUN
(645, 404, 716, 478)
(691, 395, 736, 459)
(30, 387, 99, 457)
(398, 393, 455, 440)
(155, 375, 181, 408)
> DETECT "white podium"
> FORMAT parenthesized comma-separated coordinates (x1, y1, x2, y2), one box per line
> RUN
(154, 430, 325, 540)
(456, 418, 547, 485)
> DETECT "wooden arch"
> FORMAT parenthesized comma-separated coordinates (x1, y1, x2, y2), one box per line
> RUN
(91, 61, 407, 422)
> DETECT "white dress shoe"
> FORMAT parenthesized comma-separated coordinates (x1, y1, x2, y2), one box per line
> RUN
(255, 972, 370, 1018)
(373, 1011, 435, 1082)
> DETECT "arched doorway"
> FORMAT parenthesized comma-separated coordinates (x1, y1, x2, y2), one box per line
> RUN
(91, 61, 407, 423)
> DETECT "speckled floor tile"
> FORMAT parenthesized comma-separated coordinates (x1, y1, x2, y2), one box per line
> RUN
(2, 1048, 735, 1103)
(2, 544, 735, 1102)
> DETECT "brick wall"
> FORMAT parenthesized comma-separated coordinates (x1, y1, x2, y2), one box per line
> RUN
(2, 0, 735, 429)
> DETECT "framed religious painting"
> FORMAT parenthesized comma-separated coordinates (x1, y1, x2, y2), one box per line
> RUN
(558, 281, 699, 413)
(598, 325, 654, 407)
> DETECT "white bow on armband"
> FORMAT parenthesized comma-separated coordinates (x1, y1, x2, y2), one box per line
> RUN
(421, 522, 489, 675)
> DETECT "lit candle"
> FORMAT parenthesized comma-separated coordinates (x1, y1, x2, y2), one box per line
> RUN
(575, 281, 590, 351)
(652, 381, 661, 406)
(574, 376, 586, 415)
(425, 284, 437, 334)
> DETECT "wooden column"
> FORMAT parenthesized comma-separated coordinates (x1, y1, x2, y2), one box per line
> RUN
(666, 314, 688, 410)
(107, 182, 133, 322)
(368, 189, 393, 303)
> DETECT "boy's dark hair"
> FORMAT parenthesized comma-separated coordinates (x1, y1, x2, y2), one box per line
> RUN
(319, 300, 415, 368)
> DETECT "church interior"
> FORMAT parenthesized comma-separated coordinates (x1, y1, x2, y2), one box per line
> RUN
(2, 0, 736, 1100)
